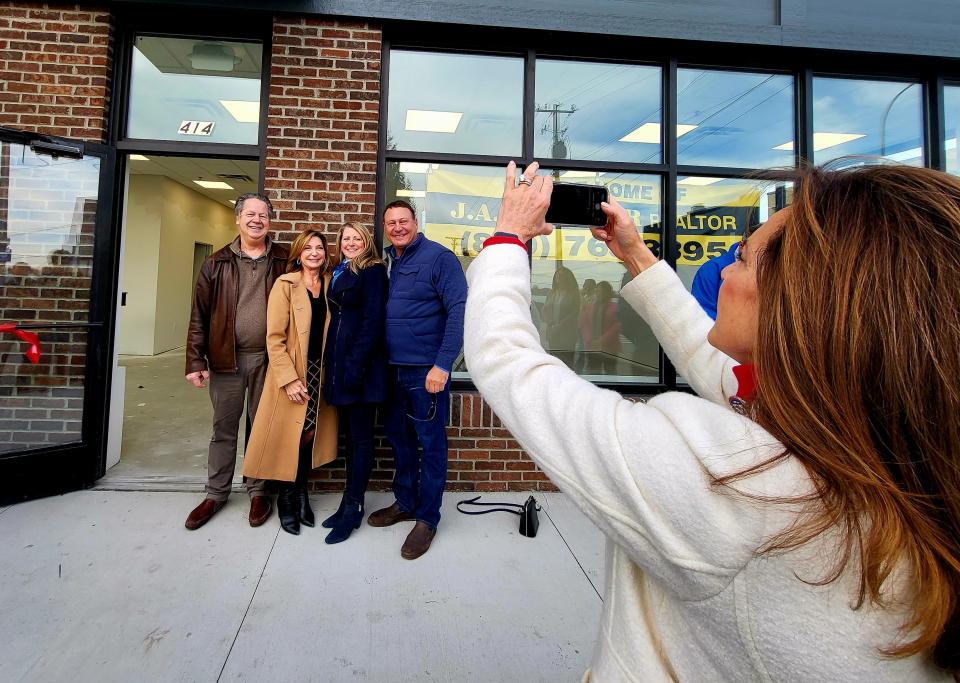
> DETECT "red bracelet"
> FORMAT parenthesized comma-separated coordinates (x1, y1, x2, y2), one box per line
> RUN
(482, 235, 528, 252)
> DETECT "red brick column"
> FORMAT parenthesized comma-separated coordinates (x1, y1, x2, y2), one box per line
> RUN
(0, 3, 112, 142)
(264, 16, 380, 243)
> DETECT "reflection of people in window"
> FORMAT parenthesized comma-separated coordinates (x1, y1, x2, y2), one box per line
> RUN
(690, 242, 738, 320)
(617, 270, 644, 359)
(581, 280, 620, 374)
(541, 266, 580, 369)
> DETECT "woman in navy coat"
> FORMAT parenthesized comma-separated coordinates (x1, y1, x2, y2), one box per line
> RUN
(322, 222, 388, 543)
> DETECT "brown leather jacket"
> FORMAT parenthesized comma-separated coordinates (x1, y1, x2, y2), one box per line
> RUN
(185, 238, 289, 374)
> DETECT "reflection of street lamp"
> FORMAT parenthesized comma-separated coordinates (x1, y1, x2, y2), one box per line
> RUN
(879, 83, 915, 157)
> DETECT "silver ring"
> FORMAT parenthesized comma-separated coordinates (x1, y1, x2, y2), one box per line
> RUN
(518, 173, 533, 186)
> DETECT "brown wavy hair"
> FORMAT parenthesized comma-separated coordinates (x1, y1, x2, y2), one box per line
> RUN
(286, 229, 329, 275)
(725, 163, 960, 672)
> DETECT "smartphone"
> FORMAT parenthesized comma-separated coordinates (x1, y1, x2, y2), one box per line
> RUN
(545, 183, 608, 227)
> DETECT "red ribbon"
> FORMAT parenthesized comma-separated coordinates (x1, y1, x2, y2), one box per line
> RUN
(732, 364, 756, 400)
(0, 322, 41, 364)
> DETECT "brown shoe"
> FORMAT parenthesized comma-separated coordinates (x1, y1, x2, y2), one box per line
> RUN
(185, 498, 225, 530)
(401, 521, 436, 560)
(248, 495, 272, 527)
(366, 502, 415, 527)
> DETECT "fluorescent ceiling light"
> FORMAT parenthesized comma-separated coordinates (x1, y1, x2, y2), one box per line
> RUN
(399, 162, 431, 174)
(405, 109, 462, 134)
(678, 176, 724, 186)
(229, 200, 236, 205)
(560, 170, 598, 179)
(619, 123, 697, 144)
(396, 190, 426, 198)
(220, 100, 260, 123)
(773, 132, 866, 152)
(193, 180, 234, 190)
(129, 154, 150, 161)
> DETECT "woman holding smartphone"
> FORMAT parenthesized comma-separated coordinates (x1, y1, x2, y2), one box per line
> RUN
(243, 229, 338, 535)
(321, 222, 388, 544)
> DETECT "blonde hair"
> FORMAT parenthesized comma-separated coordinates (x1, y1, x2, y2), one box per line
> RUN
(286, 229, 329, 275)
(725, 163, 960, 672)
(334, 222, 382, 273)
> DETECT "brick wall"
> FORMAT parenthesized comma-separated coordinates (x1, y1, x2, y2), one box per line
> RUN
(264, 16, 556, 493)
(264, 16, 380, 243)
(0, 2, 112, 142)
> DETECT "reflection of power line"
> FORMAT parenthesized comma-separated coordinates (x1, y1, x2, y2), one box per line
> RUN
(880, 83, 916, 156)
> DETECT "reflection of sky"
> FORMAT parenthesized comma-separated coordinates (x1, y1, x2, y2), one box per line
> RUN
(945, 85, 960, 176)
(677, 69, 794, 169)
(387, 51, 523, 157)
(127, 45, 261, 144)
(813, 78, 923, 164)
(6, 145, 100, 267)
(535, 60, 661, 163)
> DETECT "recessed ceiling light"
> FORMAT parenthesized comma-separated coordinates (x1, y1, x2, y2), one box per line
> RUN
(773, 132, 866, 152)
(619, 123, 697, 144)
(405, 110, 463, 134)
(220, 100, 260, 123)
(193, 180, 234, 190)
(129, 154, 150, 161)
(678, 176, 724, 186)
(396, 190, 426, 198)
(399, 162, 431, 174)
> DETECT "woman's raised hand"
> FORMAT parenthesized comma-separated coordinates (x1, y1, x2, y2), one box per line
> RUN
(495, 161, 554, 243)
(592, 196, 659, 277)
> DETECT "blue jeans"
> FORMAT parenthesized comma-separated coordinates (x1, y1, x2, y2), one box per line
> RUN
(385, 365, 450, 529)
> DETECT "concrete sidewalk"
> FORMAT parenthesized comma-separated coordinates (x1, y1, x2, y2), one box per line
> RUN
(0, 490, 604, 683)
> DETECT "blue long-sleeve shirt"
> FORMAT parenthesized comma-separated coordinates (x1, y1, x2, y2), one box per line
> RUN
(385, 233, 467, 371)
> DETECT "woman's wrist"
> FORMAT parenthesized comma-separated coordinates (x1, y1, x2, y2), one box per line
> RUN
(622, 245, 659, 277)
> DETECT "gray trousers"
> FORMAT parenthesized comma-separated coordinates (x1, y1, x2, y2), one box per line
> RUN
(206, 350, 267, 501)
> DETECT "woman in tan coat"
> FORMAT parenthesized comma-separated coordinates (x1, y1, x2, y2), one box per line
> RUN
(242, 229, 338, 535)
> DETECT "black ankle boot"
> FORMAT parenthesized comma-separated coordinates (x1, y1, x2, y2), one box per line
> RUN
(321, 496, 346, 529)
(325, 501, 363, 544)
(278, 485, 300, 535)
(298, 485, 315, 527)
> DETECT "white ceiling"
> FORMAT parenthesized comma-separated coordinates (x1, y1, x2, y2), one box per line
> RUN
(127, 155, 259, 207)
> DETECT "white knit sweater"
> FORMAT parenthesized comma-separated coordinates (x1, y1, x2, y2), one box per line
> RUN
(464, 244, 948, 682)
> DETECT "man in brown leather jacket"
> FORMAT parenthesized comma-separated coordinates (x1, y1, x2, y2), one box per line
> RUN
(183, 193, 289, 530)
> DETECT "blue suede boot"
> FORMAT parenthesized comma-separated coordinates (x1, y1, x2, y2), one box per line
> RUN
(324, 501, 363, 544)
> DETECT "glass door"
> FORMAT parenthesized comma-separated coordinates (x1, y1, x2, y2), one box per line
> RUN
(0, 127, 115, 504)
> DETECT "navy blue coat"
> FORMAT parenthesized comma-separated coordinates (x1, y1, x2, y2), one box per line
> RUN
(322, 263, 388, 406)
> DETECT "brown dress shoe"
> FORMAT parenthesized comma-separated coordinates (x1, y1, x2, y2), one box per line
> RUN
(401, 521, 436, 560)
(366, 502, 415, 527)
(185, 498, 225, 530)
(248, 495, 272, 527)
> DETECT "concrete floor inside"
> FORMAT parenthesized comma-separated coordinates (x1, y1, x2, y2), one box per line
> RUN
(104, 348, 246, 488)
(0, 489, 605, 682)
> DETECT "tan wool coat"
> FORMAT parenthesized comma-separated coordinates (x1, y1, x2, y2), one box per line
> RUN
(242, 270, 338, 482)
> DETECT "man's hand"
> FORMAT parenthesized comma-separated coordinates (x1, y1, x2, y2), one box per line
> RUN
(185, 370, 210, 388)
(425, 366, 449, 394)
(284, 379, 309, 405)
(495, 161, 554, 243)
(591, 196, 659, 277)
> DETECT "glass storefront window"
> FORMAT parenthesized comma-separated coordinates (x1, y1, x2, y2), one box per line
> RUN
(534, 171, 663, 384)
(945, 84, 960, 176)
(812, 77, 923, 165)
(127, 36, 262, 145)
(677, 69, 795, 169)
(387, 51, 523, 157)
(535, 59, 662, 163)
(0, 143, 101, 453)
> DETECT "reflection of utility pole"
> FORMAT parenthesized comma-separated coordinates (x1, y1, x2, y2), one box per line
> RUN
(537, 103, 575, 266)
(537, 102, 576, 167)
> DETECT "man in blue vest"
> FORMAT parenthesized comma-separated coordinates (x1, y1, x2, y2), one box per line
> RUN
(367, 199, 467, 560)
